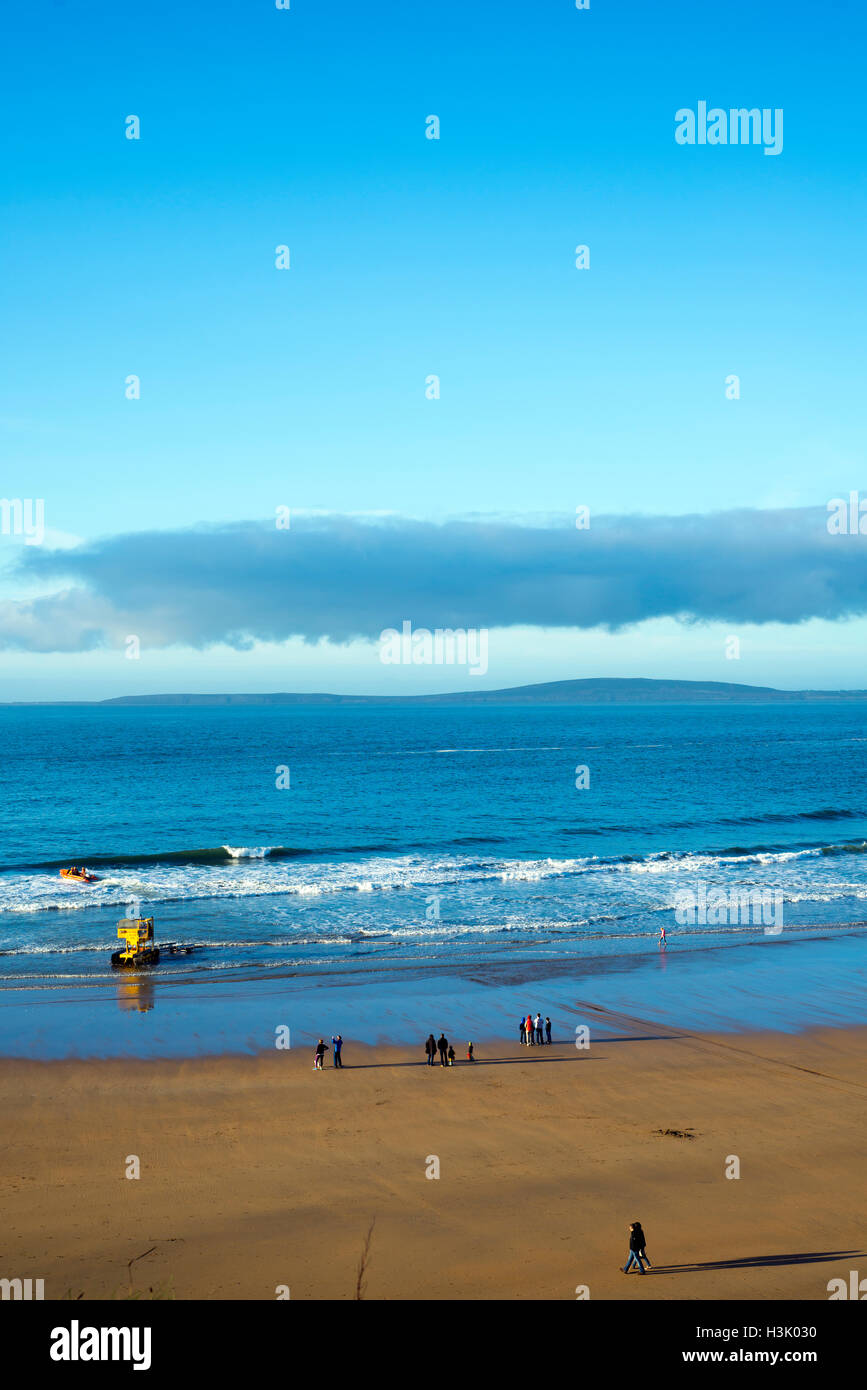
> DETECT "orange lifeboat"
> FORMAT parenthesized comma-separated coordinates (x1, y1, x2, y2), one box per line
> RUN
(60, 867, 99, 884)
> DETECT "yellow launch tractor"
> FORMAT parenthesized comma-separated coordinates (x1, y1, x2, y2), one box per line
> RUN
(111, 916, 160, 968)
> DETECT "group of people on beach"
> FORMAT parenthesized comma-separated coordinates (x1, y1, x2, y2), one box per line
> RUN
(317, 1021, 555, 1068)
(313, 1035, 343, 1069)
(424, 1032, 473, 1066)
(520, 1012, 552, 1045)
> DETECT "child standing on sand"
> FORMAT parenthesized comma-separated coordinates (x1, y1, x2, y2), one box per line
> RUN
(447, 1044, 456, 1066)
(467, 1041, 474, 1062)
(313, 1039, 327, 1070)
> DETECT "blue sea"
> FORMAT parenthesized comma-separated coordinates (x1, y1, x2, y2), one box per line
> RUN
(1, 702, 867, 1055)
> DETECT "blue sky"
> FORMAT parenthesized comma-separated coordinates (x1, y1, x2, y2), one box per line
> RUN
(1, 0, 866, 697)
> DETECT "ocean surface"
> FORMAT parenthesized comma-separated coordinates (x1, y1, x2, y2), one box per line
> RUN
(1, 702, 867, 1055)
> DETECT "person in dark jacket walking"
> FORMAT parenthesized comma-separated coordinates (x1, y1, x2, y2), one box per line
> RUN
(437, 1032, 449, 1067)
(622, 1221, 648, 1274)
(425, 1033, 436, 1066)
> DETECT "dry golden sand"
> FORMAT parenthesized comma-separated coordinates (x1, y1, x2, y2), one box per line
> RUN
(2, 1018, 866, 1300)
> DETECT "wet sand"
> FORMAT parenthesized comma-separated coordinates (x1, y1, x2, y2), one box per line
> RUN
(4, 927, 867, 1058)
(2, 1014, 866, 1300)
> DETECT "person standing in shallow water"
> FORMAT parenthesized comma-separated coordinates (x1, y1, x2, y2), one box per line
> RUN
(622, 1222, 648, 1275)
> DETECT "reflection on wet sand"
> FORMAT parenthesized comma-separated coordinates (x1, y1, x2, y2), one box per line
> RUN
(117, 976, 155, 1013)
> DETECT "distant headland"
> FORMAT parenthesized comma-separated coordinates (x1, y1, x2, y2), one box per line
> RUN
(7, 678, 867, 707)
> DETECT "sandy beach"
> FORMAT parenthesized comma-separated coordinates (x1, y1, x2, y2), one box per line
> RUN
(2, 1010, 866, 1301)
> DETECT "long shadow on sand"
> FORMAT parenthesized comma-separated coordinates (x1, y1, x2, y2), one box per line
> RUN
(342, 1055, 602, 1070)
(547, 1036, 676, 1045)
(651, 1250, 866, 1274)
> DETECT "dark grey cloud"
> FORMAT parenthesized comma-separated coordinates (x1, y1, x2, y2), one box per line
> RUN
(1, 506, 864, 653)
